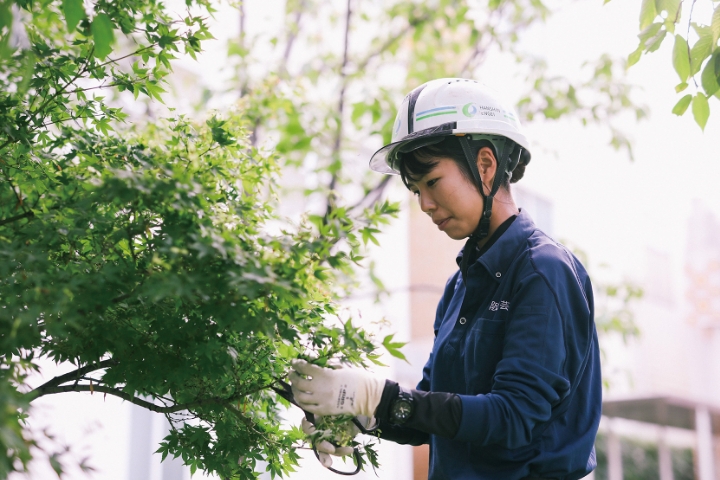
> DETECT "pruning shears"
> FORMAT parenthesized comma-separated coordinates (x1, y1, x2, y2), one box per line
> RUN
(272, 379, 378, 476)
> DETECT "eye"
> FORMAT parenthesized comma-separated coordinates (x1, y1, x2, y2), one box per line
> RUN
(427, 178, 439, 187)
(410, 189, 419, 196)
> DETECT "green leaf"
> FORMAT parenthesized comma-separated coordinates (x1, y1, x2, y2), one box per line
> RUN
(692, 23, 711, 38)
(672, 34, 690, 81)
(638, 22, 662, 43)
(17, 51, 36, 94)
(640, 0, 658, 30)
(382, 334, 408, 363)
(628, 46, 643, 67)
(91, 14, 115, 59)
(655, 0, 680, 20)
(692, 93, 710, 130)
(690, 34, 714, 75)
(360, 227, 380, 246)
(144, 81, 166, 103)
(671, 94, 692, 115)
(712, 5, 720, 47)
(701, 51, 720, 96)
(61, 0, 85, 33)
(675, 82, 688, 93)
(0, 0, 12, 30)
(646, 29, 667, 52)
(351, 102, 367, 125)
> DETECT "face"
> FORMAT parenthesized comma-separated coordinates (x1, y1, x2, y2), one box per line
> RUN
(407, 157, 484, 240)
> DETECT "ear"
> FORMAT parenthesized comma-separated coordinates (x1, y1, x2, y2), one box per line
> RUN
(476, 146, 497, 193)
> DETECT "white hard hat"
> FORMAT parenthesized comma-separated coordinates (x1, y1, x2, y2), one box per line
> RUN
(369, 78, 530, 175)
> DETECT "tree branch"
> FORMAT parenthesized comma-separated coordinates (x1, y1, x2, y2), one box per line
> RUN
(280, 0, 307, 75)
(458, 7, 504, 77)
(349, 176, 391, 212)
(458, 36, 487, 77)
(32, 379, 279, 416)
(354, 13, 430, 73)
(326, 0, 353, 214)
(0, 209, 34, 227)
(33, 50, 94, 118)
(30, 384, 229, 413)
(31, 359, 119, 393)
(0, 171, 28, 215)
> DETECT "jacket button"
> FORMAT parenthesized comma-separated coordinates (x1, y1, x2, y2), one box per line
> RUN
(495, 272, 502, 278)
(459, 317, 466, 325)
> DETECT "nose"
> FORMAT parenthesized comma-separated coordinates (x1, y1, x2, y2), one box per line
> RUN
(418, 191, 436, 215)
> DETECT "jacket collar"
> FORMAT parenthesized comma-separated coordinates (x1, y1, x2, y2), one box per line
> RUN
(456, 209, 537, 282)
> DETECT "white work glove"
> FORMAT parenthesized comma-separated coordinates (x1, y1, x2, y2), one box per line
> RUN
(301, 415, 376, 469)
(301, 417, 356, 468)
(289, 359, 385, 417)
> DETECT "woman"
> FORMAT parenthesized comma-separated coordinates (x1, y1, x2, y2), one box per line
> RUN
(290, 78, 601, 480)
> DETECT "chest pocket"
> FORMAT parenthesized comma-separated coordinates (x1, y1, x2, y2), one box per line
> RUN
(464, 317, 506, 395)
(471, 317, 504, 334)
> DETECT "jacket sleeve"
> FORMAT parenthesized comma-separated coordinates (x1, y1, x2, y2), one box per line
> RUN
(453, 258, 593, 449)
(376, 421, 430, 446)
(375, 381, 462, 442)
(375, 381, 430, 445)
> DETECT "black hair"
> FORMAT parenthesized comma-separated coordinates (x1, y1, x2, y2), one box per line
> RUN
(396, 136, 529, 192)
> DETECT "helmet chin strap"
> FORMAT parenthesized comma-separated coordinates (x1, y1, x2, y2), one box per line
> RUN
(457, 135, 518, 280)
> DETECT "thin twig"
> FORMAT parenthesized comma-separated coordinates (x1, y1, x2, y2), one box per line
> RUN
(33, 49, 94, 118)
(458, 6, 504, 77)
(280, 0, 308, 75)
(349, 176, 391, 212)
(687, 0, 698, 87)
(94, 46, 154, 70)
(41, 113, 102, 128)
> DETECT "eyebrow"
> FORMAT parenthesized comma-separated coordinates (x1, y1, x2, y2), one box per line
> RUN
(405, 175, 424, 188)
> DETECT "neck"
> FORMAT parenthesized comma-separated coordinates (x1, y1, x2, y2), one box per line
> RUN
(475, 189, 518, 250)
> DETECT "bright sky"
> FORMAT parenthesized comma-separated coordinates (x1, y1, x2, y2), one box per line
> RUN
(506, 0, 720, 280)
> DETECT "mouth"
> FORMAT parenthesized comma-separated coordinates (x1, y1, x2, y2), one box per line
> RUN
(434, 218, 450, 231)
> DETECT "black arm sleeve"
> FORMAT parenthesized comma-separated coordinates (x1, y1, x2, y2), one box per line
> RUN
(374, 380, 462, 444)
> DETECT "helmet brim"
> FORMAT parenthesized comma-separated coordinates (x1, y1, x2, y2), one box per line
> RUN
(368, 123, 456, 175)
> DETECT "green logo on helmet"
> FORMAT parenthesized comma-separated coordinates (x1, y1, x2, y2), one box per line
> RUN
(462, 103, 501, 118)
(462, 103, 478, 117)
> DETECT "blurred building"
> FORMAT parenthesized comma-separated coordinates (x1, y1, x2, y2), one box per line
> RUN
(596, 200, 720, 480)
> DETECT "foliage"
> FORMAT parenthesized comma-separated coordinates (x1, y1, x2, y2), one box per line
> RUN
(1, 103, 396, 478)
(567, 244, 643, 390)
(616, 0, 720, 130)
(594, 279, 643, 343)
(594, 432, 694, 480)
(0, 0, 395, 477)
(225, 0, 646, 207)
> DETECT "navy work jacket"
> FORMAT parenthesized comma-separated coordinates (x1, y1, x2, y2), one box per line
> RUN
(418, 210, 601, 480)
